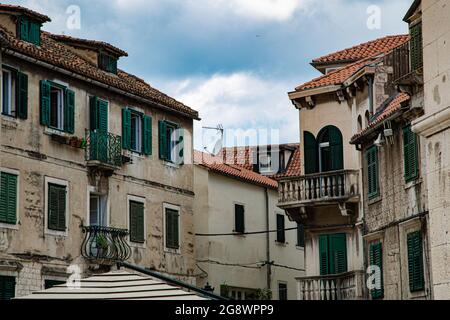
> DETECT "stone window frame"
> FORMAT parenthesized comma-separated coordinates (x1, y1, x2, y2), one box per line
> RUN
(163, 202, 181, 255)
(44, 176, 69, 237)
(127, 195, 147, 249)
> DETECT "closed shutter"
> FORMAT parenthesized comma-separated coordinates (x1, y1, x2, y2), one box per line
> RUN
(407, 231, 425, 292)
(234, 204, 245, 234)
(0, 276, 16, 300)
(16, 72, 28, 119)
(143, 115, 152, 155)
(0, 172, 17, 225)
(64, 88, 75, 133)
(367, 146, 379, 199)
(410, 23, 423, 71)
(122, 108, 131, 150)
(319, 235, 329, 276)
(329, 126, 344, 171)
(158, 120, 168, 160)
(329, 233, 347, 274)
(48, 184, 66, 231)
(165, 209, 179, 249)
(29, 21, 41, 45)
(276, 214, 285, 243)
(129, 201, 145, 243)
(297, 223, 305, 247)
(40, 80, 51, 126)
(369, 242, 384, 299)
(403, 125, 419, 182)
(303, 131, 318, 174)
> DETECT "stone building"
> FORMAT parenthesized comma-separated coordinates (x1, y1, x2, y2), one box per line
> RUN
(0, 5, 198, 299)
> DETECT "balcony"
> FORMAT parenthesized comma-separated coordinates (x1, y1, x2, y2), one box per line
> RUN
(297, 271, 366, 300)
(85, 130, 123, 171)
(384, 39, 423, 86)
(81, 226, 131, 264)
(278, 169, 360, 209)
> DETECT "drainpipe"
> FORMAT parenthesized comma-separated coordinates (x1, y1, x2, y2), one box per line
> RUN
(265, 187, 271, 291)
(368, 76, 374, 116)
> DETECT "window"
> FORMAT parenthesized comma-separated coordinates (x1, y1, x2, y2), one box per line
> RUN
(159, 120, 184, 163)
(234, 204, 245, 234)
(17, 16, 41, 46)
(407, 231, 425, 292)
(259, 152, 272, 173)
(165, 206, 180, 250)
(122, 108, 152, 155)
(278, 283, 288, 300)
(129, 200, 145, 243)
(403, 125, 419, 182)
(1, 67, 27, 119)
(44, 279, 65, 289)
(0, 276, 15, 300)
(47, 183, 67, 232)
(319, 233, 347, 275)
(89, 96, 108, 132)
(40, 81, 75, 133)
(98, 53, 118, 74)
(297, 223, 305, 247)
(276, 214, 285, 243)
(369, 242, 384, 299)
(89, 194, 107, 226)
(0, 171, 18, 225)
(367, 145, 379, 199)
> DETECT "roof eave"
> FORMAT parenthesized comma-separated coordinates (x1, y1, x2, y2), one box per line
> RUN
(288, 85, 342, 101)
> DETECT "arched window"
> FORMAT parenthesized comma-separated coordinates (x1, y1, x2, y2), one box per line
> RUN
(358, 115, 362, 132)
(317, 125, 344, 172)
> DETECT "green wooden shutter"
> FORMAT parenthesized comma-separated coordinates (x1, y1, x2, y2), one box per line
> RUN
(130, 201, 144, 243)
(143, 115, 152, 156)
(276, 214, 285, 243)
(16, 72, 28, 119)
(0, 172, 17, 225)
(18, 16, 29, 42)
(329, 126, 344, 171)
(64, 88, 75, 134)
(89, 96, 99, 130)
(0, 276, 16, 300)
(97, 99, 108, 133)
(367, 146, 379, 199)
(297, 223, 305, 247)
(410, 23, 423, 71)
(329, 233, 347, 274)
(304, 131, 318, 174)
(177, 127, 184, 165)
(403, 126, 419, 182)
(369, 242, 384, 299)
(407, 231, 425, 292)
(159, 120, 168, 160)
(234, 204, 245, 233)
(319, 235, 329, 276)
(29, 21, 41, 46)
(48, 184, 66, 231)
(166, 209, 180, 249)
(40, 80, 51, 126)
(122, 108, 131, 150)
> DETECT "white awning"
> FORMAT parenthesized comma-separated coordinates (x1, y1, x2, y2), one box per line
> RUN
(19, 271, 208, 300)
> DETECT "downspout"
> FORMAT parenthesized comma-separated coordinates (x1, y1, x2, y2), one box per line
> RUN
(368, 76, 374, 116)
(265, 187, 271, 292)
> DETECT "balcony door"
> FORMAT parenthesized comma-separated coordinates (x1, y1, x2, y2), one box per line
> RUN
(317, 126, 343, 173)
(89, 194, 107, 227)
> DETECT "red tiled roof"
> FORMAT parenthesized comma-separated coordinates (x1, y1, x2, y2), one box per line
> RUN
(0, 4, 51, 22)
(0, 26, 199, 119)
(312, 35, 409, 65)
(194, 151, 278, 189)
(49, 34, 128, 57)
(350, 92, 410, 143)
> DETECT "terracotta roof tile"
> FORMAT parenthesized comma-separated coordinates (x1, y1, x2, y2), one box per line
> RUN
(0, 4, 51, 22)
(49, 34, 128, 57)
(312, 35, 409, 65)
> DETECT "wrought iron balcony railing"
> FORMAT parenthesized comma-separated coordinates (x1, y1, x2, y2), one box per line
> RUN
(81, 226, 131, 263)
(85, 130, 122, 169)
(297, 271, 366, 300)
(278, 169, 359, 208)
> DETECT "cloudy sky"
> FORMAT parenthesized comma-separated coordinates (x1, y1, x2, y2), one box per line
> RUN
(6, 0, 411, 148)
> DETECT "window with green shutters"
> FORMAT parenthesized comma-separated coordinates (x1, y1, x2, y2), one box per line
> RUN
(98, 53, 118, 74)
(403, 125, 419, 182)
(407, 231, 425, 292)
(17, 16, 41, 46)
(304, 131, 318, 174)
(165, 208, 180, 250)
(122, 108, 152, 155)
(47, 183, 67, 231)
(159, 120, 184, 164)
(319, 233, 347, 276)
(0, 172, 18, 225)
(0, 276, 15, 300)
(90, 96, 108, 132)
(410, 23, 423, 72)
(276, 214, 285, 243)
(234, 204, 245, 234)
(1, 66, 28, 119)
(366, 146, 379, 199)
(129, 200, 145, 243)
(369, 242, 384, 299)
(40, 80, 75, 133)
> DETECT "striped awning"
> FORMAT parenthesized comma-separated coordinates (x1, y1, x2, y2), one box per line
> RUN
(19, 271, 208, 300)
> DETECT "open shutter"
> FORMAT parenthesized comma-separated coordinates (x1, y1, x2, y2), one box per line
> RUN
(177, 127, 185, 165)
(319, 235, 329, 275)
(143, 115, 152, 156)
(16, 72, 28, 119)
(407, 231, 425, 292)
(158, 120, 168, 160)
(304, 131, 318, 174)
(276, 214, 285, 243)
(97, 99, 108, 133)
(0, 172, 17, 225)
(64, 88, 75, 134)
(370, 242, 384, 299)
(29, 21, 41, 45)
(122, 108, 131, 150)
(329, 126, 344, 171)
(234, 204, 245, 233)
(329, 233, 347, 274)
(403, 126, 419, 182)
(40, 80, 51, 126)
(410, 23, 423, 71)
(18, 16, 29, 42)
